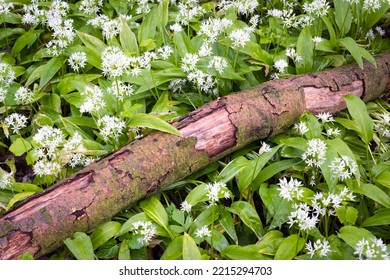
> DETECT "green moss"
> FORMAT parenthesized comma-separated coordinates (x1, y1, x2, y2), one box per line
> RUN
(0, 220, 13, 237)
(39, 208, 53, 224)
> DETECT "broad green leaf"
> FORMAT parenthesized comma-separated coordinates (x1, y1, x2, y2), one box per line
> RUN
(216, 155, 249, 183)
(352, 183, 390, 208)
(344, 94, 373, 144)
(140, 196, 173, 239)
(259, 184, 293, 229)
(321, 16, 337, 46)
(375, 171, 390, 188)
(57, 74, 101, 96)
(296, 28, 314, 74)
(39, 57, 65, 89)
(90, 221, 121, 250)
(40, 93, 62, 114)
(257, 230, 284, 256)
(219, 209, 238, 245)
(339, 37, 363, 69)
(183, 233, 202, 260)
(205, 229, 230, 252)
(7, 192, 35, 210)
(126, 113, 182, 136)
(363, 4, 390, 33)
(161, 236, 183, 260)
(361, 209, 390, 227)
(9, 138, 32, 156)
(338, 225, 376, 249)
(334, 0, 352, 36)
(173, 31, 194, 57)
(76, 30, 107, 53)
(274, 234, 305, 260)
(221, 245, 268, 260)
(120, 16, 139, 55)
(335, 206, 358, 225)
(11, 182, 42, 193)
(239, 41, 273, 65)
(359, 47, 376, 68)
(118, 240, 131, 260)
(190, 205, 222, 234)
(183, 183, 209, 206)
(254, 159, 300, 185)
(64, 232, 95, 260)
(227, 201, 264, 238)
(12, 30, 43, 56)
(138, 6, 157, 43)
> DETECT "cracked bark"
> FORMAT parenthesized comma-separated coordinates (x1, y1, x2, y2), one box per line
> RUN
(1, 52, 390, 260)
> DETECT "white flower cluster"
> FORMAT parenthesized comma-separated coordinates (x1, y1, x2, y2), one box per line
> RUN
(228, 28, 251, 49)
(0, 0, 13, 15)
(208, 57, 228, 75)
(80, 85, 106, 114)
(195, 225, 212, 239)
(198, 18, 233, 44)
(354, 237, 389, 260)
(302, 138, 327, 168)
(287, 202, 318, 231)
(131, 221, 157, 245)
(278, 177, 304, 201)
(273, 59, 289, 74)
(79, 0, 103, 15)
(373, 112, 390, 138)
(316, 112, 334, 123)
(87, 14, 121, 40)
(62, 132, 94, 168)
(302, 0, 330, 17)
(311, 186, 355, 216)
(285, 48, 302, 63)
(294, 121, 309, 135)
(176, 0, 206, 26)
(0, 62, 15, 103)
(180, 200, 192, 213)
(0, 170, 13, 190)
(205, 181, 230, 205)
(68, 52, 87, 72)
(97, 115, 126, 142)
(107, 80, 134, 101)
(3, 113, 29, 135)
(15, 86, 34, 105)
(267, 9, 313, 29)
(218, 0, 259, 16)
(259, 142, 272, 155)
(306, 239, 332, 258)
(329, 155, 358, 181)
(102, 46, 132, 78)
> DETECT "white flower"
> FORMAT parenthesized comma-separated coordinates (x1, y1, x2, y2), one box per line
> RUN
(62, 132, 92, 168)
(195, 226, 211, 239)
(354, 237, 389, 260)
(170, 22, 183, 33)
(311, 187, 355, 216)
(205, 181, 229, 205)
(316, 112, 334, 123)
(306, 239, 331, 258)
(259, 142, 272, 154)
(312, 36, 323, 44)
(181, 53, 199, 73)
(80, 85, 105, 114)
(375, 26, 385, 37)
(274, 59, 288, 74)
(0, 62, 15, 89)
(198, 43, 213, 57)
(157, 45, 174, 60)
(285, 48, 302, 63)
(131, 221, 156, 245)
(3, 113, 29, 135)
(180, 201, 192, 213)
(68, 51, 87, 72)
(177, 1, 205, 26)
(15, 86, 34, 104)
(101, 46, 131, 77)
(33, 159, 62, 176)
(79, 0, 103, 15)
(363, 0, 383, 12)
(326, 127, 341, 137)
(287, 203, 319, 231)
(294, 121, 309, 135)
(0, 171, 13, 190)
(302, 138, 327, 168)
(302, 0, 330, 17)
(0, 0, 13, 15)
(278, 177, 304, 201)
(198, 17, 232, 43)
(33, 126, 65, 159)
(107, 80, 134, 101)
(187, 70, 215, 93)
(229, 28, 251, 48)
(329, 155, 358, 181)
(208, 57, 228, 74)
(97, 115, 126, 142)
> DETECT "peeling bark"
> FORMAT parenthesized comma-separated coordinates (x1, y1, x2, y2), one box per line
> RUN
(1, 52, 390, 260)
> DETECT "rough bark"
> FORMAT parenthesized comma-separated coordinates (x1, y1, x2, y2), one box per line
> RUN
(1, 52, 390, 260)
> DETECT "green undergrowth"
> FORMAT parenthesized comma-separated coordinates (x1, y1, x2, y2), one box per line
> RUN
(0, 0, 389, 260)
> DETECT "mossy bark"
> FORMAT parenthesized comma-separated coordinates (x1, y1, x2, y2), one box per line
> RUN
(1, 52, 389, 260)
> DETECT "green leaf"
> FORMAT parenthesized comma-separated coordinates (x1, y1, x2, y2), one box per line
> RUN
(227, 201, 264, 238)
(138, 6, 157, 43)
(352, 183, 390, 208)
(11, 182, 42, 193)
(9, 138, 32, 157)
(76, 30, 107, 53)
(254, 159, 300, 185)
(205, 229, 229, 252)
(216, 155, 249, 183)
(120, 16, 139, 55)
(257, 230, 284, 256)
(190, 205, 222, 234)
(274, 234, 305, 260)
(64, 232, 95, 260)
(296, 28, 314, 74)
(39, 57, 65, 89)
(219, 209, 238, 245)
(7, 192, 36, 210)
(321, 16, 337, 46)
(335, 206, 358, 225)
(338, 225, 376, 249)
(344, 94, 373, 144)
(126, 113, 182, 136)
(12, 30, 43, 56)
(334, 0, 352, 36)
(160, 236, 183, 260)
(183, 233, 202, 260)
(57, 74, 101, 95)
(118, 240, 131, 260)
(173, 31, 194, 57)
(339, 37, 363, 69)
(221, 245, 268, 260)
(90, 221, 121, 250)
(361, 209, 390, 227)
(140, 196, 173, 239)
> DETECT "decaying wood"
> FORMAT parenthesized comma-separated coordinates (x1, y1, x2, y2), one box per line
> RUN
(1, 52, 389, 260)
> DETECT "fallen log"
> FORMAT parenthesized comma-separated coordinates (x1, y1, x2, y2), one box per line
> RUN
(1, 52, 390, 260)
